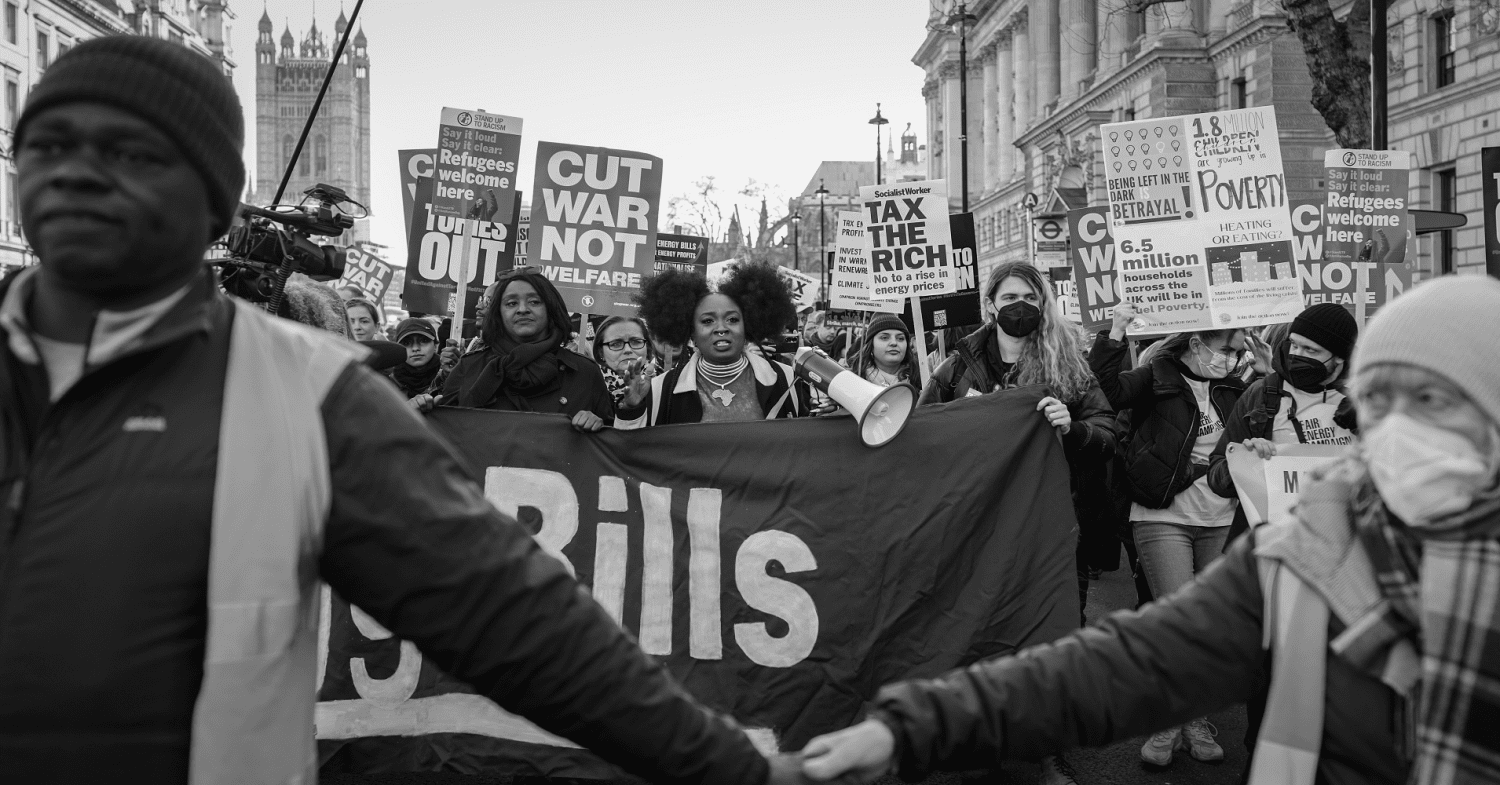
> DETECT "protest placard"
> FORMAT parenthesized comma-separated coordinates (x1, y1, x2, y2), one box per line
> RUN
(401, 176, 520, 318)
(903, 213, 980, 330)
(777, 266, 819, 310)
(514, 209, 531, 267)
(1290, 199, 1410, 317)
(1226, 443, 1344, 528)
(432, 109, 522, 223)
(830, 211, 901, 313)
(858, 180, 956, 300)
(1323, 149, 1411, 324)
(398, 149, 436, 238)
(529, 142, 664, 316)
(337, 244, 397, 303)
(1066, 206, 1119, 332)
(1102, 107, 1302, 335)
(653, 233, 708, 274)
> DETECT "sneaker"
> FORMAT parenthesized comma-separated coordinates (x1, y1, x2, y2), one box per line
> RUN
(1039, 754, 1080, 785)
(1182, 718, 1224, 762)
(1140, 726, 1181, 766)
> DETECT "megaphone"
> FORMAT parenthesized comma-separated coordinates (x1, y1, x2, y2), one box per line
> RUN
(793, 348, 915, 447)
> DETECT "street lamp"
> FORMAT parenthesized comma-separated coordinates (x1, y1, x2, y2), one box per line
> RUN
(815, 179, 829, 307)
(947, 1, 978, 212)
(792, 213, 801, 271)
(869, 104, 889, 186)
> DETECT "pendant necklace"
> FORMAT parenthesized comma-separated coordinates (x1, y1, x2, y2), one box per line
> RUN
(699, 356, 749, 407)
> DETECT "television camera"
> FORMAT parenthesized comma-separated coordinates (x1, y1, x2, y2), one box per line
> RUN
(216, 183, 366, 310)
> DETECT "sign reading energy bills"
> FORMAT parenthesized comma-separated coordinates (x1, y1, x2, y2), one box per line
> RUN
(433, 108, 521, 223)
(830, 211, 901, 313)
(529, 142, 663, 316)
(858, 180, 956, 299)
(1102, 107, 1302, 334)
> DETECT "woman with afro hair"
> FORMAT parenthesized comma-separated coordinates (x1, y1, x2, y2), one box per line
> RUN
(616, 262, 808, 427)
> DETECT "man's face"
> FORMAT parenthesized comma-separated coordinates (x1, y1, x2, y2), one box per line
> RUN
(18, 102, 215, 301)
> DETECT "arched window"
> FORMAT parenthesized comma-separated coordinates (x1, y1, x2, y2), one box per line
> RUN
(282, 134, 294, 170)
(314, 135, 327, 176)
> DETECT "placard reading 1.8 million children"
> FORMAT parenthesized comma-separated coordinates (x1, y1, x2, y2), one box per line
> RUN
(1101, 106, 1303, 334)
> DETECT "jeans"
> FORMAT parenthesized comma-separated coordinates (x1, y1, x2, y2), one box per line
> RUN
(1132, 521, 1230, 601)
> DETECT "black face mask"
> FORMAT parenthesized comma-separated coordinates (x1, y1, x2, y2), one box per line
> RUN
(996, 301, 1043, 338)
(1285, 354, 1336, 392)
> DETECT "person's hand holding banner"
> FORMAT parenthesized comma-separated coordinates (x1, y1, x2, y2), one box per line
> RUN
(1037, 396, 1072, 433)
(1242, 437, 1277, 460)
(801, 719, 896, 784)
(1109, 300, 1140, 341)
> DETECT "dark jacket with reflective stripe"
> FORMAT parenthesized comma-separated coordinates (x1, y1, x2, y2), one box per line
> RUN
(0, 270, 766, 785)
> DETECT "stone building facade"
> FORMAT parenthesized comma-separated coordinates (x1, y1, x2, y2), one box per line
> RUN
(0, 0, 233, 270)
(916, 0, 1495, 286)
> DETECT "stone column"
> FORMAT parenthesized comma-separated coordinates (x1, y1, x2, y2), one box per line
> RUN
(1149, 0, 1198, 47)
(942, 61, 964, 191)
(922, 77, 941, 181)
(1097, 0, 1130, 75)
(981, 43, 999, 194)
(1032, 0, 1060, 116)
(995, 32, 1016, 182)
(1070, 0, 1097, 94)
(1207, 0, 1231, 37)
(1013, 12, 1033, 130)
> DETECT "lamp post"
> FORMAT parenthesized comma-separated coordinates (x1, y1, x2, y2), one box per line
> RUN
(948, 1, 978, 213)
(869, 104, 889, 185)
(792, 213, 801, 271)
(815, 179, 829, 307)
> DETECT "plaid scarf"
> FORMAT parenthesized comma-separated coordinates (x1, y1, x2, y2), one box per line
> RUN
(1343, 475, 1500, 784)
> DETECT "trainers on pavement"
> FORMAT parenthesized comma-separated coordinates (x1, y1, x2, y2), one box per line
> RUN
(1182, 718, 1224, 762)
(1039, 754, 1080, 785)
(1140, 726, 1181, 766)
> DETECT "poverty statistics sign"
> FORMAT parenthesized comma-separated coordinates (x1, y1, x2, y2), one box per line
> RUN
(829, 211, 901, 313)
(857, 180, 957, 300)
(530, 142, 664, 316)
(1102, 107, 1302, 335)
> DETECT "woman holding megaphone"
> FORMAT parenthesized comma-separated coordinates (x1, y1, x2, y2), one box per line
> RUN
(616, 263, 808, 427)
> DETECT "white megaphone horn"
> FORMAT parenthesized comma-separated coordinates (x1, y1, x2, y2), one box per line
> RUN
(793, 348, 915, 448)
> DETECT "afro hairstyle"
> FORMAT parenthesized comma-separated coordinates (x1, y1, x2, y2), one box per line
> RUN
(635, 262, 798, 348)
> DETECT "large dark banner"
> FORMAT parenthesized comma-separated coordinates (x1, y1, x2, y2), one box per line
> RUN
(317, 390, 1078, 777)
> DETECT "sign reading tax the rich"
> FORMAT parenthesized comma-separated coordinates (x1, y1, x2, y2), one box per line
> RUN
(432, 108, 522, 223)
(857, 180, 956, 299)
(1101, 107, 1302, 335)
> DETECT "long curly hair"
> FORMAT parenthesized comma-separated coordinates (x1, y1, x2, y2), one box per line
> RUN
(983, 262, 1096, 402)
(481, 268, 573, 348)
(635, 262, 798, 348)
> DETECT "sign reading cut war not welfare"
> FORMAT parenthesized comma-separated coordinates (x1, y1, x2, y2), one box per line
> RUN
(530, 142, 664, 316)
(1101, 107, 1302, 335)
(858, 180, 956, 299)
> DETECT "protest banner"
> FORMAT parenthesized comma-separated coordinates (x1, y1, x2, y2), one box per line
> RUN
(399, 149, 437, 238)
(515, 209, 531, 267)
(1102, 107, 1302, 335)
(1066, 206, 1119, 332)
(653, 233, 709, 274)
(1290, 199, 1410, 317)
(316, 391, 1079, 777)
(829, 211, 901, 314)
(1051, 272, 1081, 324)
(401, 176, 520, 318)
(337, 244, 397, 303)
(1482, 147, 1500, 278)
(1323, 149, 1411, 324)
(529, 142, 664, 316)
(858, 180, 956, 300)
(901, 213, 981, 331)
(777, 266, 819, 310)
(1226, 443, 1344, 529)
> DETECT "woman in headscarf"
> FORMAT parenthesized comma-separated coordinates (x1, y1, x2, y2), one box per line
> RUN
(592, 315, 659, 407)
(438, 268, 613, 432)
(616, 262, 806, 427)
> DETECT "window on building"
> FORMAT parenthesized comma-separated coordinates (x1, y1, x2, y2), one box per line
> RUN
(4, 3, 16, 46)
(57, 37, 69, 58)
(1231, 77, 1248, 109)
(6, 75, 17, 130)
(299, 141, 311, 177)
(1433, 13, 1457, 88)
(282, 134, 294, 171)
(314, 135, 327, 176)
(1436, 168, 1457, 274)
(169, 30, 183, 46)
(1123, 107, 1136, 123)
(8, 171, 17, 227)
(36, 30, 48, 70)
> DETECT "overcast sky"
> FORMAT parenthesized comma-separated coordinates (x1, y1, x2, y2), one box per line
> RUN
(231, 1, 935, 253)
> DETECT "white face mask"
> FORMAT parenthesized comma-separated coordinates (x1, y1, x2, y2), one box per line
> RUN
(1363, 413, 1497, 525)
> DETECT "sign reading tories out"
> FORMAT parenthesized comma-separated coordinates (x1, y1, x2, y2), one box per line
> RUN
(530, 142, 664, 316)
(1101, 107, 1302, 335)
(857, 180, 956, 300)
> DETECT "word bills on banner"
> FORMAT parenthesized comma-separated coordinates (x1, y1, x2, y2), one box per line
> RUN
(530, 142, 663, 315)
(432, 108, 522, 223)
(1102, 107, 1302, 334)
(830, 211, 900, 313)
(858, 180, 957, 299)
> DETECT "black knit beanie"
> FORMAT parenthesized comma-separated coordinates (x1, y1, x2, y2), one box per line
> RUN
(1289, 302, 1359, 360)
(866, 315, 910, 342)
(16, 35, 245, 237)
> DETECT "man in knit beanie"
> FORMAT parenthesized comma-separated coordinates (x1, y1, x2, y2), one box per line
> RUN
(0, 36, 785, 785)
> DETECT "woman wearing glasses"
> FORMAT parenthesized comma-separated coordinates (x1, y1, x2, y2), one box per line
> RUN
(1087, 300, 1247, 768)
(592, 315, 660, 408)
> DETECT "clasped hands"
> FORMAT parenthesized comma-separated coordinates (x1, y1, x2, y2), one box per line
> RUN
(767, 718, 897, 785)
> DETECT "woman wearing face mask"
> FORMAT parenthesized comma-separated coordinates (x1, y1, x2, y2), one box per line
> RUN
(796, 276, 1500, 785)
(851, 315, 920, 387)
(1087, 299, 1246, 767)
(438, 269, 614, 433)
(592, 315, 659, 407)
(1207, 304, 1360, 544)
(616, 263, 806, 427)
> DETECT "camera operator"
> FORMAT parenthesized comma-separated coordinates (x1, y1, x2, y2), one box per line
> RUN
(0, 36, 788, 785)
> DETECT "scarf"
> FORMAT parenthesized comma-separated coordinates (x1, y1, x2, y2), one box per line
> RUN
(390, 357, 441, 398)
(1341, 473, 1500, 783)
(457, 328, 564, 410)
